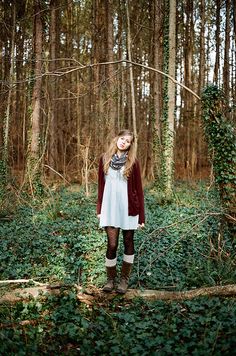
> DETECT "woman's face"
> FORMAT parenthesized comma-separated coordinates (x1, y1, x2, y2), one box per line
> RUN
(116, 135, 132, 152)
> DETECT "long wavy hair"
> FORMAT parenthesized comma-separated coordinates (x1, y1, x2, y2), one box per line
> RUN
(103, 129, 137, 177)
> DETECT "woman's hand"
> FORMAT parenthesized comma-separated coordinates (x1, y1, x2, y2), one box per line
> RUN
(97, 214, 101, 219)
(138, 223, 145, 229)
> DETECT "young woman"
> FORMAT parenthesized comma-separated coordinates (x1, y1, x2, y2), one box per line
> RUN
(97, 129, 145, 294)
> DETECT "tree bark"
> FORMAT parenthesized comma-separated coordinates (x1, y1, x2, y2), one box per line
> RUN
(25, 0, 43, 189)
(106, 0, 116, 134)
(2, 2, 16, 183)
(126, 0, 137, 138)
(48, 0, 58, 177)
(213, 0, 221, 84)
(153, 0, 164, 142)
(161, 0, 176, 196)
(233, 0, 236, 44)
(152, 0, 164, 181)
(223, 0, 230, 99)
(1, 283, 236, 304)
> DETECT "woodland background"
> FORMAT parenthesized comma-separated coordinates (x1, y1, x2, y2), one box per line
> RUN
(0, 1, 236, 353)
(0, 0, 235, 190)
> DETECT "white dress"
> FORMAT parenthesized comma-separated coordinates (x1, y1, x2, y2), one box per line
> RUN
(99, 167, 139, 230)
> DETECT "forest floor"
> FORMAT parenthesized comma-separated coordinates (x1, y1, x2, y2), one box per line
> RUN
(0, 182, 235, 354)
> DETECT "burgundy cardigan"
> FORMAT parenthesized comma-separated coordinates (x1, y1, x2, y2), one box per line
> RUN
(97, 157, 145, 224)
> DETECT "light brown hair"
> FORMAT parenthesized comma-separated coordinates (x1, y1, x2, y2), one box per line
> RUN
(103, 129, 137, 177)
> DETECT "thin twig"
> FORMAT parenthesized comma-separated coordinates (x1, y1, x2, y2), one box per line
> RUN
(44, 164, 70, 184)
(0, 279, 47, 286)
(138, 215, 211, 279)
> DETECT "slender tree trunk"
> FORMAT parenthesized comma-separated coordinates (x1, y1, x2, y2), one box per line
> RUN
(126, 0, 137, 138)
(161, 0, 176, 196)
(25, 0, 43, 191)
(196, 0, 205, 174)
(183, 0, 194, 179)
(106, 0, 116, 134)
(152, 0, 164, 182)
(48, 0, 58, 177)
(1, 2, 16, 185)
(213, 0, 221, 84)
(153, 0, 164, 142)
(233, 0, 236, 44)
(223, 0, 230, 99)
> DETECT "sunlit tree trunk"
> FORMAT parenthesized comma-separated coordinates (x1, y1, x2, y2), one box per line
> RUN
(161, 0, 176, 197)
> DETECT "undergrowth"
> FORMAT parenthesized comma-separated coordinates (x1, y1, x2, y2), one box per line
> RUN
(0, 291, 235, 355)
(0, 182, 235, 354)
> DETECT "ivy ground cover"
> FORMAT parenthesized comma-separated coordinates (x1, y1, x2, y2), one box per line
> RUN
(0, 183, 235, 354)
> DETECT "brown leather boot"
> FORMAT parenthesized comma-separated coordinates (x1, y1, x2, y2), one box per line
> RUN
(117, 261, 132, 294)
(103, 266, 117, 292)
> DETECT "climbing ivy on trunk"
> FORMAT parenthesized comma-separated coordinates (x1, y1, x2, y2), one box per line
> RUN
(201, 85, 236, 227)
(157, 0, 176, 200)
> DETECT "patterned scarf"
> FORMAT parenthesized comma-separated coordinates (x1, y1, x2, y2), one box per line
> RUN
(109, 152, 128, 170)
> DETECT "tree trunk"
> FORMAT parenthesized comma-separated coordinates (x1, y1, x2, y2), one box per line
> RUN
(1, 2, 16, 186)
(223, 0, 230, 100)
(196, 0, 206, 175)
(161, 0, 176, 197)
(183, 0, 194, 179)
(126, 0, 137, 138)
(153, 0, 164, 142)
(106, 0, 116, 134)
(213, 0, 221, 85)
(233, 0, 236, 44)
(25, 0, 43, 191)
(48, 0, 58, 177)
(152, 0, 164, 181)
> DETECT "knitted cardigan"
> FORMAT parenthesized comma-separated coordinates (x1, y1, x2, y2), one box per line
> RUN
(97, 157, 145, 224)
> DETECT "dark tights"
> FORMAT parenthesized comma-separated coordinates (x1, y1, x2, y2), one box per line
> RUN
(105, 227, 134, 259)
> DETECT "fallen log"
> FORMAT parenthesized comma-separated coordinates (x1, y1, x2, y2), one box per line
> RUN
(0, 284, 236, 304)
(125, 284, 236, 301)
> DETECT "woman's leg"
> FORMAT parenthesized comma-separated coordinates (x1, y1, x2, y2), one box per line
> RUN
(122, 229, 134, 256)
(105, 226, 120, 259)
(103, 226, 120, 292)
(117, 230, 135, 294)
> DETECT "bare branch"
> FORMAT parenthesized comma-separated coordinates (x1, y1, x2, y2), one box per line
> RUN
(3, 59, 201, 100)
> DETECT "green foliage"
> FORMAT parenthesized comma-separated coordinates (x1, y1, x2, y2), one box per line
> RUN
(0, 183, 235, 353)
(0, 160, 7, 189)
(0, 187, 105, 285)
(0, 293, 235, 354)
(201, 85, 236, 224)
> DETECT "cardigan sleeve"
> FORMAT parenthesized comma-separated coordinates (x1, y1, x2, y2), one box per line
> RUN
(96, 156, 105, 215)
(127, 160, 145, 224)
(134, 160, 145, 224)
